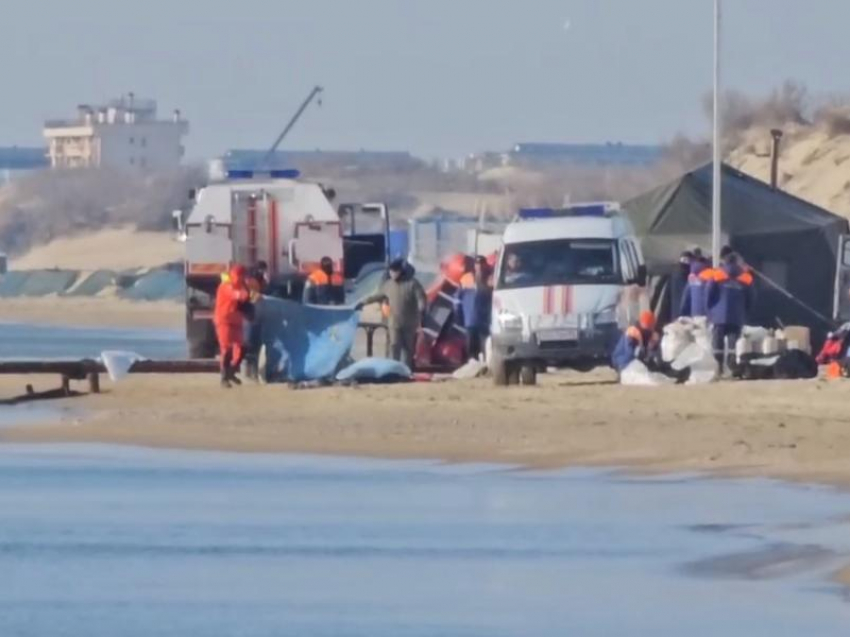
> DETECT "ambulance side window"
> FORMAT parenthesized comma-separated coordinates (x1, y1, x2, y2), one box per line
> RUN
(619, 239, 637, 283)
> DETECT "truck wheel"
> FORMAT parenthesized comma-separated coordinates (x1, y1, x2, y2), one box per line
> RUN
(520, 363, 537, 386)
(492, 355, 509, 386)
(507, 362, 521, 386)
(187, 315, 217, 359)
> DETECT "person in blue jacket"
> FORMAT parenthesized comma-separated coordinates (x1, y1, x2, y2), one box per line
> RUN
(455, 256, 493, 361)
(679, 251, 712, 318)
(611, 311, 661, 373)
(706, 252, 754, 372)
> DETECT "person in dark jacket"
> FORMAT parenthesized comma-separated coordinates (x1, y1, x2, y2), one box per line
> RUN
(455, 256, 493, 361)
(706, 253, 754, 372)
(304, 256, 345, 306)
(611, 311, 661, 373)
(357, 259, 427, 370)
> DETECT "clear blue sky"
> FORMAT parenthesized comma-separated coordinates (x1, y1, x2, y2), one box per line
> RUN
(1, 0, 848, 160)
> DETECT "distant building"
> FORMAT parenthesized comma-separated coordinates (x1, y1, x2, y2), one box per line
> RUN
(0, 146, 48, 183)
(508, 142, 664, 168)
(43, 94, 188, 170)
(220, 149, 421, 173)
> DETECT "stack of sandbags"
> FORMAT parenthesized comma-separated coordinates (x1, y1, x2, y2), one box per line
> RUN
(660, 317, 717, 384)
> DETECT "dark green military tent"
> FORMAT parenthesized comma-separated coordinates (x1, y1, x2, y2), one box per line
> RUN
(622, 163, 849, 342)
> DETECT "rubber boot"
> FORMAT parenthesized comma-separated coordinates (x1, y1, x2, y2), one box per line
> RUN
(220, 351, 232, 388)
(228, 359, 242, 386)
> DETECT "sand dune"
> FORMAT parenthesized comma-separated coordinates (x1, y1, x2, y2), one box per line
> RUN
(1, 297, 182, 329)
(730, 124, 850, 217)
(11, 227, 182, 271)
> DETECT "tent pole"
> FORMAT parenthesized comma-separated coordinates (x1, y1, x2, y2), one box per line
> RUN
(712, 0, 723, 266)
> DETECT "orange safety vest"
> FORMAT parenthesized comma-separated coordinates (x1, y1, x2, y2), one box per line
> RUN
(625, 325, 659, 347)
(712, 269, 754, 286)
(308, 270, 344, 287)
(459, 272, 475, 289)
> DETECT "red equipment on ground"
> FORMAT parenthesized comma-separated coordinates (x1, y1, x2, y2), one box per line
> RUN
(413, 251, 497, 370)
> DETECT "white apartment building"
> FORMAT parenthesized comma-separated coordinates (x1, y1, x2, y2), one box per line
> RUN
(43, 94, 188, 170)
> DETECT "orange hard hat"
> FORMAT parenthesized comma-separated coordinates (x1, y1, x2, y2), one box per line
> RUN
(639, 310, 656, 330)
(441, 253, 467, 285)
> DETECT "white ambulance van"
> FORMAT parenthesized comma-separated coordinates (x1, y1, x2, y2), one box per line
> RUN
(490, 204, 647, 385)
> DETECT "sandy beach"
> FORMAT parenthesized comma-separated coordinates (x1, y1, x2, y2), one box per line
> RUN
(3, 370, 850, 487)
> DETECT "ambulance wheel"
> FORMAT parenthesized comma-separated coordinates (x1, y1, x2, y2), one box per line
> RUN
(520, 363, 537, 386)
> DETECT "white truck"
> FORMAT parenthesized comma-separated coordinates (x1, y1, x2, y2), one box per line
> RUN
(490, 204, 647, 385)
(180, 168, 351, 358)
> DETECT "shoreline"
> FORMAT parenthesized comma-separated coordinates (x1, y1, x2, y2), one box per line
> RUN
(4, 370, 850, 590)
(3, 372, 850, 486)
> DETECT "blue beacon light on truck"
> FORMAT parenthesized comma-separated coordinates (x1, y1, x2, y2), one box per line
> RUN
(226, 169, 301, 180)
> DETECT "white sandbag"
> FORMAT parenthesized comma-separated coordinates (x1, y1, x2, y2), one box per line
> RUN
(100, 350, 146, 382)
(452, 359, 488, 380)
(670, 342, 717, 384)
(742, 325, 770, 342)
(661, 322, 692, 363)
(620, 360, 674, 387)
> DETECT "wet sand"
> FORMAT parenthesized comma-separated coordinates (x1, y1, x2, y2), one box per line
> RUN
(2, 371, 850, 488)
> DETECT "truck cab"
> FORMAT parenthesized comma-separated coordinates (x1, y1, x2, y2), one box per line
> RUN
(490, 204, 647, 385)
(182, 168, 345, 358)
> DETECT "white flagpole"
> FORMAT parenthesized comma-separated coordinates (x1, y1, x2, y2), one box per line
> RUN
(712, 0, 723, 266)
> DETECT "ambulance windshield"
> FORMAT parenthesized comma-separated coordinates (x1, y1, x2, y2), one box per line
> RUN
(497, 239, 620, 290)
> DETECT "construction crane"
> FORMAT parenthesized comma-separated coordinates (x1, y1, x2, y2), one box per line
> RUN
(262, 85, 324, 168)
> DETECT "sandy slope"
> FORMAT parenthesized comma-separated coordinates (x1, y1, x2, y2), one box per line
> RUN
(730, 124, 850, 217)
(10, 227, 182, 271)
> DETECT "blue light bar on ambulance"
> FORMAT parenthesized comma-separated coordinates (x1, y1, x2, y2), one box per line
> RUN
(226, 169, 255, 180)
(225, 169, 301, 180)
(517, 202, 619, 220)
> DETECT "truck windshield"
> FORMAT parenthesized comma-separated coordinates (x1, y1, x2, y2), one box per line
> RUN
(497, 239, 620, 289)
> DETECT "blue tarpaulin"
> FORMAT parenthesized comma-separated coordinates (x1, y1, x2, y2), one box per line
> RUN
(259, 298, 360, 382)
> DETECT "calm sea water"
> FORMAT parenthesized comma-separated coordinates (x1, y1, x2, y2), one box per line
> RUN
(0, 446, 848, 636)
(0, 322, 184, 360)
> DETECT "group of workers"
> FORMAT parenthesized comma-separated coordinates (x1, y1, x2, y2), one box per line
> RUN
(212, 251, 496, 385)
(356, 254, 493, 368)
(215, 241, 756, 385)
(613, 245, 755, 375)
(214, 256, 349, 388)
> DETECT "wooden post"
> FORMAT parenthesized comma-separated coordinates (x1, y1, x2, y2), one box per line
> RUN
(87, 372, 101, 394)
(366, 328, 375, 357)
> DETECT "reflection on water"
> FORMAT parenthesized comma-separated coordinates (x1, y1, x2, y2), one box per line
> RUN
(0, 446, 849, 636)
(0, 323, 184, 360)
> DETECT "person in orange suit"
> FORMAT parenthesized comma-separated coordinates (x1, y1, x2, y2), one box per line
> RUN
(214, 264, 250, 388)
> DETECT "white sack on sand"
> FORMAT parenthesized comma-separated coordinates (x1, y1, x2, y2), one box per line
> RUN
(620, 360, 674, 387)
(101, 351, 146, 382)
